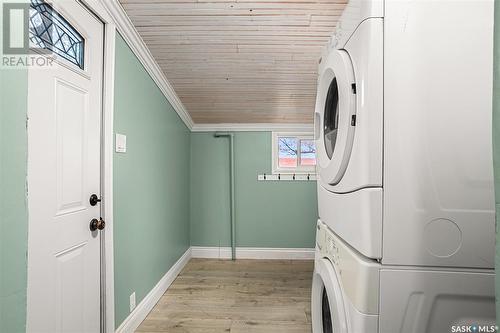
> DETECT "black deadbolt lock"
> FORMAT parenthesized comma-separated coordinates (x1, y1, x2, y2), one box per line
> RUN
(89, 194, 101, 206)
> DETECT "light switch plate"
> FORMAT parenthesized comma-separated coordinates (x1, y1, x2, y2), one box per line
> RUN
(116, 133, 126, 153)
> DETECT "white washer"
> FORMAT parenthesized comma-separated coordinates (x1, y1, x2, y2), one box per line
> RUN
(312, 221, 495, 333)
(315, 0, 495, 268)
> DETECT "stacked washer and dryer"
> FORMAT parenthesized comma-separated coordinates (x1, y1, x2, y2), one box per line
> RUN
(311, 0, 496, 332)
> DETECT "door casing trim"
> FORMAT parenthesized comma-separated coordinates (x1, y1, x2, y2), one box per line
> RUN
(74, 1, 116, 331)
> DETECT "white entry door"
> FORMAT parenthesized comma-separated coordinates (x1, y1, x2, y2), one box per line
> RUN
(26, 1, 104, 332)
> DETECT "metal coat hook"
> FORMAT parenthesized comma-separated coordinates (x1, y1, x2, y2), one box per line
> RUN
(257, 173, 315, 182)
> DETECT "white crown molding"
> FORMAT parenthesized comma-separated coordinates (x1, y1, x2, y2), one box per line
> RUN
(115, 248, 192, 333)
(191, 123, 314, 133)
(99, 0, 194, 130)
(191, 246, 315, 260)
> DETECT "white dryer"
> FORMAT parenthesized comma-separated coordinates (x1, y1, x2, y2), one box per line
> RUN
(315, 9, 384, 259)
(315, 0, 495, 268)
(312, 221, 495, 333)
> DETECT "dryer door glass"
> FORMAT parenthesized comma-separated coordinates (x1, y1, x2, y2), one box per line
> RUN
(324, 77, 339, 160)
(322, 286, 333, 333)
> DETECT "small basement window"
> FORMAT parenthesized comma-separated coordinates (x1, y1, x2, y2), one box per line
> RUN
(272, 132, 316, 174)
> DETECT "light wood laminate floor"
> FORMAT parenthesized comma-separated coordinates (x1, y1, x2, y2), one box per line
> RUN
(137, 259, 314, 333)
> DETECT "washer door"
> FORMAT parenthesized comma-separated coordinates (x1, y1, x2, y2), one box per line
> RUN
(311, 258, 348, 333)
(314, 49, 356, 186)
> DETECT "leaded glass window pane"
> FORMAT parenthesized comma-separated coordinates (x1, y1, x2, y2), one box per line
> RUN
(29, 0, 85, 69)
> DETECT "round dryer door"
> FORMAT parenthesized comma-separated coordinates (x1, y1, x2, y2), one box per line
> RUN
(311, 258, 348, 333)
(314, 49, 356, 186)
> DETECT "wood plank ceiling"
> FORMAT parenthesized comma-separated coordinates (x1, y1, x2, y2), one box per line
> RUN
(120, 0, 347, 124)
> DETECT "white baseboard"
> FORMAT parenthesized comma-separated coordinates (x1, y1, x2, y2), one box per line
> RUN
(191, 246, 315, 260)
(115, 248, 191, 333)
(237, 247, 315, 259)
(191, 246, 233, 259)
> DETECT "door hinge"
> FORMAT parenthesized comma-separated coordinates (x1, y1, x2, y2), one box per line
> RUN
(351, 83, 357, 94)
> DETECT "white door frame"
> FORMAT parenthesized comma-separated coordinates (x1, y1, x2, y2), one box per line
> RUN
(74, 1, 116, 331)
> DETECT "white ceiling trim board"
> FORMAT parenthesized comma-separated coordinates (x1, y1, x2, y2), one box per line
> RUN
(191, 123, 314, 133)
(100, 0, 195, 130)
(99, 1, 319, 132)
(119, 0, 347, 124)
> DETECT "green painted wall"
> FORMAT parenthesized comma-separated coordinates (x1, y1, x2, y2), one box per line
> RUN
(0, 1, 29, 330)
(190, 132, 318, 248)
(493, 0, 500, 325)
(0, 67, 29, 333)
(113, 34, 191, 328)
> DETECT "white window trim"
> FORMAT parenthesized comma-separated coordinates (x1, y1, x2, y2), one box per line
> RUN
(272, 131, 316, 174)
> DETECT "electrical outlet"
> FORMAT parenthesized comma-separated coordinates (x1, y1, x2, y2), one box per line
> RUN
(129, 292, 136, 312)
